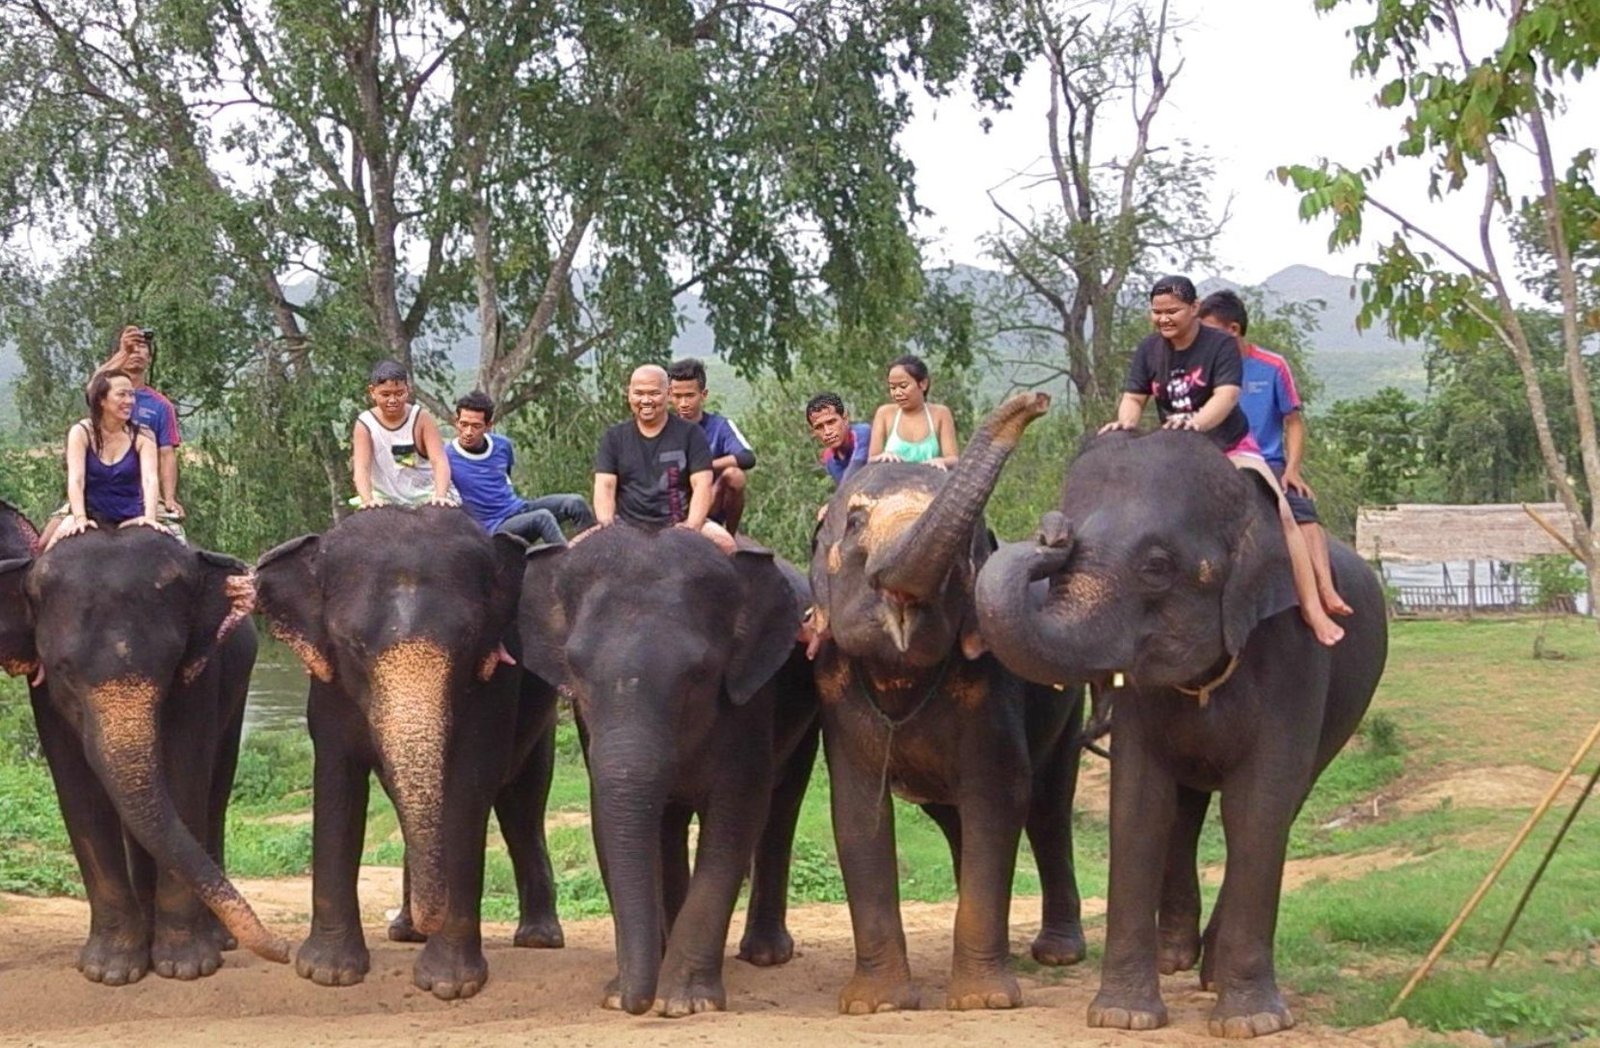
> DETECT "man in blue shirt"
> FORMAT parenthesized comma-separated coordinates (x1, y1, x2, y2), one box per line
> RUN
(667, 358, 756, 536)
(446, 391, 595, 546)
(806, 391, 870, 487)
(1199, 290, 1351, 616)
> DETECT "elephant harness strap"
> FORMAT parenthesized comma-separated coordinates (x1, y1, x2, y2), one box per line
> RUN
(851, 653, 957, 827)
(1172, 652, 1242, 708)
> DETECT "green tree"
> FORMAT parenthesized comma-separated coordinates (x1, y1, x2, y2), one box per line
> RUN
(1321, 387, 1429, 506)
(970, 0, 1226, 421)
(0, 0, 975, 514)
(1280, 0, 1600, 612)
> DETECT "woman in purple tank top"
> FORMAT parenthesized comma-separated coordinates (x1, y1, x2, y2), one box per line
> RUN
(44, 369, 163, 551)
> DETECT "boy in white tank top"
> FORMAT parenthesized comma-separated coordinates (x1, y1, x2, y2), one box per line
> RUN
(351, 359, 458, 508)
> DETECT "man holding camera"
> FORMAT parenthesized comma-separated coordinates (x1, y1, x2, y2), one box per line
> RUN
(102, 324, 184, 521)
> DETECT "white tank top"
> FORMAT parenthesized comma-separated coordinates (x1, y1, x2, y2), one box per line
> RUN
(358, 405, 456, 505)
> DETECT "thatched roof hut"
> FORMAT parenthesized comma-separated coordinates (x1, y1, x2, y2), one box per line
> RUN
(1355, 503, 1580, 564)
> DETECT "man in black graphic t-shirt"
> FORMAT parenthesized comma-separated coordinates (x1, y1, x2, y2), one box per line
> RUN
(594, 364, 732, 549)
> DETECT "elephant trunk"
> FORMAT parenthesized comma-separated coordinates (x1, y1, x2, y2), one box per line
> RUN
(868, 393, 1050, 600)
(976, 520, 1103, 687)
(588, 723, 672, 1015)
(84, 677, 289, 963)
(370, 640, 453, 937)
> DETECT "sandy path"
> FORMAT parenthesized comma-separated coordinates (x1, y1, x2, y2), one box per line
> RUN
(0, 867, 1474, 1048)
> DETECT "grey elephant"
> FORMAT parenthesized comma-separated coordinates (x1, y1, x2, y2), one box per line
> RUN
(0, 500, 287, 983)
(518, 523, 813, 1016)
(976, 429, 1387, 1037)
(254, 506, 563, 1000)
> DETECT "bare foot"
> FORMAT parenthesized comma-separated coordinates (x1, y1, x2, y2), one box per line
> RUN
(1303, 609, 1344, 647)
(1321, 588, 1354, 617)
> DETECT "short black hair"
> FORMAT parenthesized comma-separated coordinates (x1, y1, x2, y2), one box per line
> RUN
(805, 391, 847, 421)
(368, 359, 410, 385)
(667, 357, 707, 389)
(1197, 289, 1249, 336)
(888, 353, 930, 386)
(456, 390, 496, 423)
(1149, 275, 1198, 304)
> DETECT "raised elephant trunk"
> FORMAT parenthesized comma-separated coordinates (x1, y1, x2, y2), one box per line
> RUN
(588, 722, 673, 1015)
(868, 392, 1051, 600)
(84, 677, 289, 963)
(370, 639, 452, 936)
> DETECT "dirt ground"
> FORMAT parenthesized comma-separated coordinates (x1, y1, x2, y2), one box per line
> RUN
(3, 764, 1562, 1048)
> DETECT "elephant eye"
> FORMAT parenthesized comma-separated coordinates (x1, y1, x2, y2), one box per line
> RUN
(1139, 550, 1177, 586)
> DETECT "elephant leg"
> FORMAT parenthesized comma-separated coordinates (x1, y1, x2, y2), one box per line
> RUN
(655, 770, 768, 1016)
(386, 863, 425, 942)
(739, 720, 819, 967)
(32, 689, 151, 985)
(825, 720, 918, 1015)
(1158, 786, 1210, 975)
(495, 727, 564, 949)
(1088, 721, 1178, 1032)
(1204, 773, 1304, 1038)
(413, 793, 492, 1001)
(149, 701, 225, 980)
(946, 763, 1027, 1010)
(1026, 728, 1086, 967)
(661, 802, 694, 937)
(296, 689, 373, 987)
(920, 803, 962, 886)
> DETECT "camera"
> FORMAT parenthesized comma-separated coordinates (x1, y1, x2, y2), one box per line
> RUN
(139, 328, 156, 347)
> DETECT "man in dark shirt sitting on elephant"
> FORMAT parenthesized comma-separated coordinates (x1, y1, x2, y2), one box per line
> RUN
(593, 364, 735, 553)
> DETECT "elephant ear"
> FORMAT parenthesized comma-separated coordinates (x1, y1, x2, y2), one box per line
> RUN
(727, 546, 802, 706)
(0, 556, 38, 678)
(518, 543, 569, 690)
(957, 525, 998, 661)
(490, 532, 528, 634)
(255, 534, 333, 682)
(0, 501, 40, 560)
(180, 550, 256, 685)
(806, 498, 842, 651)
(1220, 477, 1298, 657)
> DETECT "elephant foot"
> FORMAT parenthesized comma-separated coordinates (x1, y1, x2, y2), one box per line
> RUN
(946, 969, 1022, 1010)
(151, 925, 223, 980)
(653, 965, 727, 1017)
(1031, 924, 1087, 966)
(603, 974, 656, 1015)
(513, 914, 565, 949)
(1209, 983, 1294, 1039)
(838, 970, 920, 1015)
(77, 928, 150, 986)
(413, 937, 488, 1001)
(294, 929, 370, 987)
(1159, 924, 1202, 975)
(1087, 986, 1169, 1030)
(736, 924, 795, 967)
(387, 909, 427, 943)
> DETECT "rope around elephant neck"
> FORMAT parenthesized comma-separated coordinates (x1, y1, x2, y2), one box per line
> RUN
(1172, 652, 1242, 707)
(852, 653, 957, 829)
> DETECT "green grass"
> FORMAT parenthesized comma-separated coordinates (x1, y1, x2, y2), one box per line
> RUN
(3, 618, 1600, 1039)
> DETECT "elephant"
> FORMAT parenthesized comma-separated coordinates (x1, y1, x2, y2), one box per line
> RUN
(517, 523, 815, 1017)
(0, 500, 288, 984)
(806, 391, 1086, 1015)
(253, 505, 564, 1001)
(974, 429, 1388, 1038)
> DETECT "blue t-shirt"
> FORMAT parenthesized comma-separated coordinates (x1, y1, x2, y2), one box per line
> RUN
(696, 411, 755, 469)
(445, 434, 528, 533)
(134, 386, 180, 448)
(1238, 345, 1302, 470)
(821, 422, 872, 485)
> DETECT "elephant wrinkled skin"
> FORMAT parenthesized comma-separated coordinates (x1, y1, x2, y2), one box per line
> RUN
(0, 500, 286, 984)
(975, 430, 1388, 1038)
(254, 506, 563, 1001)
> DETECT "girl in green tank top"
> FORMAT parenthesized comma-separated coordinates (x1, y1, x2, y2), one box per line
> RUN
(868, 354, 960, 470)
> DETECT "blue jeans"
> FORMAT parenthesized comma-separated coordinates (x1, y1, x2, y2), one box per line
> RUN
(497, 494, 596, 546)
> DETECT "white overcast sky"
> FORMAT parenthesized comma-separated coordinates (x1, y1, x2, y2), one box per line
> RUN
(897, 1, 1564, 287)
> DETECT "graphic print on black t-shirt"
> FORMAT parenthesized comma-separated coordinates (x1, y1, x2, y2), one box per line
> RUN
(1158, 359, 1210, 415)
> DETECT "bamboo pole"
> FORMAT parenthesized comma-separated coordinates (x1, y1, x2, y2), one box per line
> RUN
(1521, 502, 1584, 562)
(1389, 714, 1600, 1012)
(1485, 755, 1600, 968)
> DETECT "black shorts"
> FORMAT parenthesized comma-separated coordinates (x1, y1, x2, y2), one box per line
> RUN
(1271, 463, 1320, 525)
